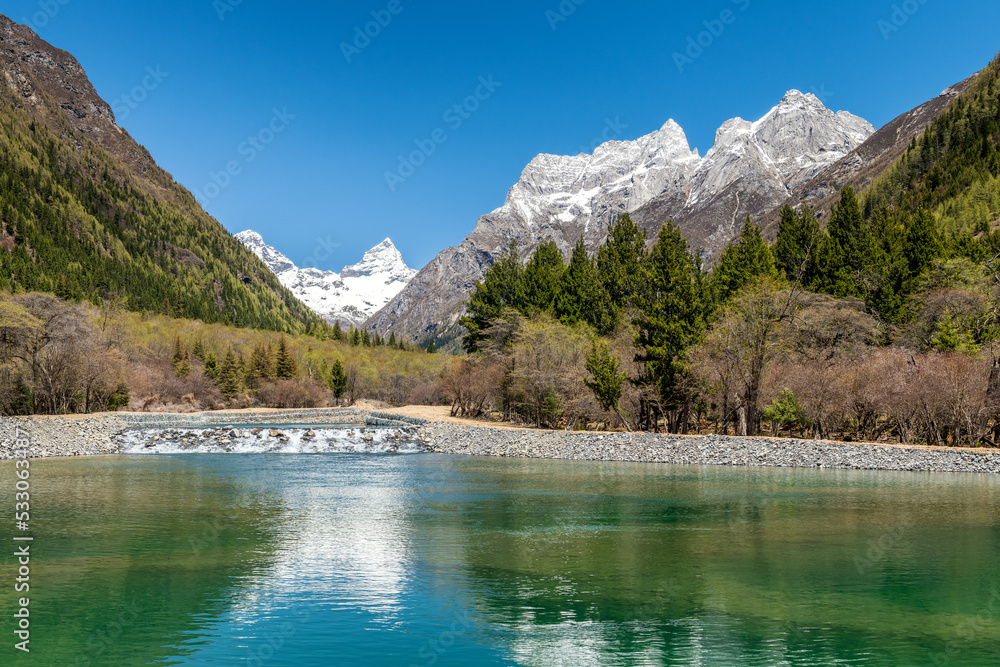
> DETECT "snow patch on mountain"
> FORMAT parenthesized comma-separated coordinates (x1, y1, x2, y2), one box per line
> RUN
(236, 231, 417, 328)
(365, 89, 877, 342)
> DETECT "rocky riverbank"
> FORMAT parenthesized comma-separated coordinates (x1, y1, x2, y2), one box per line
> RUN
(0, 408, 378, 459)
(0, 415, 127, 458)
(423, 423, 1000, 475)
(5, 411, 1000, 475)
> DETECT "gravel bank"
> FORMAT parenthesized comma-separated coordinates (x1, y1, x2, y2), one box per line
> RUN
(6, 411, 1000, 475)
(0, 408, 372, 459)
(0, 415, 127, 458)
(422, 423, 1000, 475)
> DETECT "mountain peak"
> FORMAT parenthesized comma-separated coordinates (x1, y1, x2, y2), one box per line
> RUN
(236, 229, 296, 274)
(235, 229, 264, 245)
(778, 89, 823, 106)
(342, 237, 413, 279)
(367, 90, 879, 341)
(237, 231, 417, 327)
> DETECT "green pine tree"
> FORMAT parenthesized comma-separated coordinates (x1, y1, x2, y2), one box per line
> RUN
(275, 336, 298, 379)
(710, 215, 778, 308)
(175, 352, 192, 378)
(824, 187, 875, 297)
(903, 208, 944, 289)
(596, 213, 647, 333)
(553, 237, 604, 330)
(633, 223, 705, 429)
(584, 340, 630, 431)
(772, 205, 824, 285)
(461, 239, 526, 353)
(328, 358, 349, 405)
(931, 310, 977, 353)
(521, 240, 566, 314)
(171, 336, 191, 377)
(203, 352, 219, 380)
(246, 342, 276, 389)
(171, 335, 185, 367)
(218, 349, 242, 397)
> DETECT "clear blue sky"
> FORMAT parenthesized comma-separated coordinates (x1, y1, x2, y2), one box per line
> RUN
(7, 0, 999, 271)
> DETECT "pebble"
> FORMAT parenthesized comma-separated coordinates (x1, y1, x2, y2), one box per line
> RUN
(420, 424, 1000, 475)
(6, 412, 1000, 475)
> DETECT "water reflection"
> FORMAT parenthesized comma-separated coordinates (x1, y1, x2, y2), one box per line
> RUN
(6, 455, 1000, 666)
(408, 458, 1000, 666)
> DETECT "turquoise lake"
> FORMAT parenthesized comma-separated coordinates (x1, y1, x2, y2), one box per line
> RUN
(3, 453, 1000, 665)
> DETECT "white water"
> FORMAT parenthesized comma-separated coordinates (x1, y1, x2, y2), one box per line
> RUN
(118, 427, 425, 455)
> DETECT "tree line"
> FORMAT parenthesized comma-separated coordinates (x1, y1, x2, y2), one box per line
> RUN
(450, 56, 1000, 445)
(452, 190, 1000, 445)
(0, 293, 449, 416)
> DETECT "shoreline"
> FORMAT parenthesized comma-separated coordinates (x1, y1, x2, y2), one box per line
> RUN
(3, 409, 1000, 475)
(424, 423, 1000, 475)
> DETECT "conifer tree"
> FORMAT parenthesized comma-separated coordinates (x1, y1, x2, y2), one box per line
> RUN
(903, 208, 944, 288)
(772, 205, 823, 285)
(218, 349, 242, 397)
(521, 240, 566, 314)
(461, 239, 526, 353)
(554, 237, 604, 330)
(427, 341, 437, 354)
(173, 285, 185, 318)
(332, 321, 343, 341)
(864, 206, 909, 322)
(171, 336, 191, 378)
(388, 331, 397, 348)
(596, 213, 647, 332)
(361, 329, 371, 347)
(328, 358, 348, 405)
(275, 336, 298, 379)
(710, 215, 778, 308)
(246, 342, 276, 389)
(203, 352, 219, 380)
(824, 187, 875, 297)
(633, 223, 705, 430)
(584, 340, 630, 431)
(171, 335, 185, 367)
(931, 311, 976, 353)
(175, 352, 191, 378)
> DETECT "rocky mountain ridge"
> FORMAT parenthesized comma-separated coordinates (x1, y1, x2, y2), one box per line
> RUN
(761, 73, 981, 233)
(367, 90, 876, 343)
(236, 231, 417, 328)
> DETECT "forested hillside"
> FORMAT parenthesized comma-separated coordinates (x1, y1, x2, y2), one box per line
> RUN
(453, 53, 1000, 447)
(0, 17, 324, 333)
(866, 55, 1000, 238)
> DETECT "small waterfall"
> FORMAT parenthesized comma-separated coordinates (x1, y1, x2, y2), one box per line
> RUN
(117, 427, 427, 454)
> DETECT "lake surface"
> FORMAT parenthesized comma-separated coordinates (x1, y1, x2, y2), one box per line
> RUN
(3, 454, 1000, 666)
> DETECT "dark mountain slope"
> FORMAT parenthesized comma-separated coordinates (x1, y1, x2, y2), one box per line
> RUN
(762, 72, 981, 235)
(0, 15, 322, 332)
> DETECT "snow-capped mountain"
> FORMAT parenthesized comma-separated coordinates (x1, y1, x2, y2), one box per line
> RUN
(366, 91, 875, 342)
(236, 231, 416, 328)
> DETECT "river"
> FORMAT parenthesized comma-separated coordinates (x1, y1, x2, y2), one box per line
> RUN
(3, 453, 1000, 665)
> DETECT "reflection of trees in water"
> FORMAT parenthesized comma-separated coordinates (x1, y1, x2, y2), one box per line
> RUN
(411, 459, 1000, 666)
(19, 457, 290, 665)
